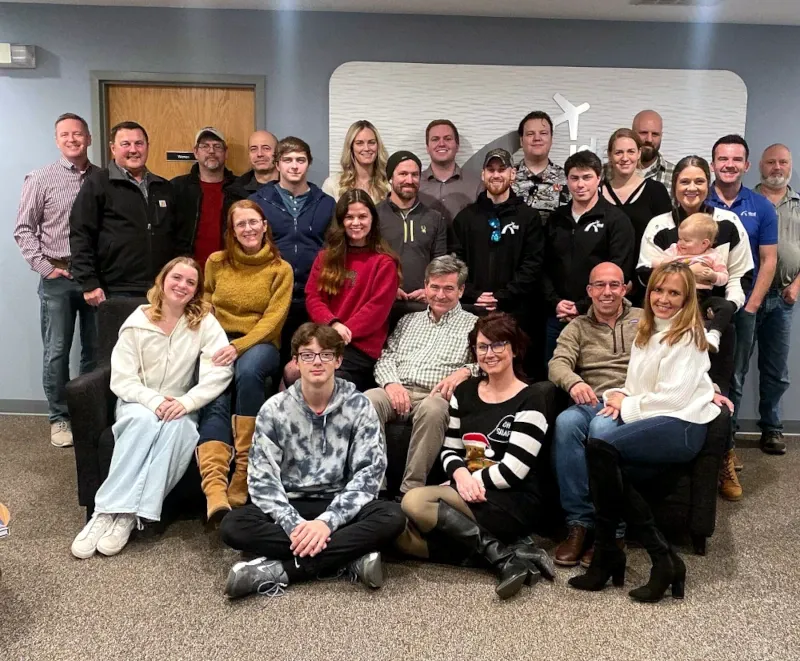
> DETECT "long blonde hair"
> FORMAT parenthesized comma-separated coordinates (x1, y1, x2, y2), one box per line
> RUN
(337, 120, 390, 201)
(147, 256, 211, 330)
(636, 262, 708, 351)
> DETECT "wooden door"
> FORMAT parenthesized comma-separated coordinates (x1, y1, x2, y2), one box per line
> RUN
(105, 84, 256, 179)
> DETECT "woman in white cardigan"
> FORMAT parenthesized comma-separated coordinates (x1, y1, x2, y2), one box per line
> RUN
(71, 257, 233, 560)
(569, 261, 729, 603)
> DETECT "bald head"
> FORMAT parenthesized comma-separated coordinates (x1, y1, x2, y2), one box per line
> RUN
(587, 262, 626, 319)
(632, 110, 664, 166)
(589, 262, 624, 284)
(760, 143, 793, 189)
(248, 130, 279, 181)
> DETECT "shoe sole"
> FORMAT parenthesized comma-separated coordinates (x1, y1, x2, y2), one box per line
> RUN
(51, 440, 74, 448)
(761, 448, 787, 456)
(96, 541, 128, 556)
(225, 556, 267, 599)
(554, 558, 581, 567)
(71, 544, 97, 559)
(496, 572, 528, 600)
(719, 492, 743, 502)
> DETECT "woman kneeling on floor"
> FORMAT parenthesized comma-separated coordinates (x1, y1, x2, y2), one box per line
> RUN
(197, 200, 293, 524)
(397, 312, 556, 599)
(71, 257, 233, 559)
(569, 262, 727, 602)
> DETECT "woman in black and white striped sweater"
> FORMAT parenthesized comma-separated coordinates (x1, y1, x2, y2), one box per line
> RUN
(397, 312, 555, 600)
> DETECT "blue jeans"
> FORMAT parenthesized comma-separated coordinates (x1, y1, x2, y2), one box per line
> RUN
(729, 307, 758, 431)
(545, 315, 567, 364)
(745, 290, 794, 432)
(198, 342, 280, 444)
(552, 402, 622, 529)
(592, 416, 708, 464)
(38, 275, 98, 422)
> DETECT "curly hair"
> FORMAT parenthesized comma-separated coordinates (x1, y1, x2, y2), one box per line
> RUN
(146, 256, 211, 330)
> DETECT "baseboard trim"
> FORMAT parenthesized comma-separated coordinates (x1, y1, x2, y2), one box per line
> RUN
(0, 400, 49, 415)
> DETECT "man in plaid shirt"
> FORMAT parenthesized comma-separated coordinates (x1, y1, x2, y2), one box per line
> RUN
(632, 110, 675, 195)
(366, 255, 478, 495)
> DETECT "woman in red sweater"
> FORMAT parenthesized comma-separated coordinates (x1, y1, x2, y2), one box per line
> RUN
(299, 188, 400, 391)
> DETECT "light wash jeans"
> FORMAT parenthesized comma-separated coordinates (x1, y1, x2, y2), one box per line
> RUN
(94, 401, 199, 521)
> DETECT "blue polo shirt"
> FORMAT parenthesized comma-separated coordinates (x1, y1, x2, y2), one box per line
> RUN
(707, 184, 778, 288)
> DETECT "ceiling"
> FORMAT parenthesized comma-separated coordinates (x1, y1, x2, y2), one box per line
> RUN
(3, 0, 800, 26)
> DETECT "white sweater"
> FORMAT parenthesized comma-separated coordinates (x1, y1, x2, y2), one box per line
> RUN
(604, 316, 720, 425)
(110, 305, 233, 414)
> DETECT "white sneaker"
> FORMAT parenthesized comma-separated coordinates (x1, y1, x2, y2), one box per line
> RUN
(96, 513, 137, 556)
(51, 420, 73, 448)
(71, 512, 116, 559)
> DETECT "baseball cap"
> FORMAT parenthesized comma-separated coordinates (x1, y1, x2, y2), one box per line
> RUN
(195, 126, 226, 145)
(483, 148, 513, 169)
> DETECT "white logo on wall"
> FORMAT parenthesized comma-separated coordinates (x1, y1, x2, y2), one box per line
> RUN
(328, 63, 747, 176)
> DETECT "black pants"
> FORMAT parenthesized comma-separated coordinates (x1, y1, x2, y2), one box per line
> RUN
(220, 499, 406, 581)
(336, 345, 376, 392)
(279, 300, 309, 366)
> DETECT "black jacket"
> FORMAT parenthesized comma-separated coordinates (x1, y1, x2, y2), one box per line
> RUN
(232, 169, 276, 197)
(449, 192, 543, 314)
(70, 163, 190, 294)
(170, 164, 244, 252)
(542, 196, 635, 314)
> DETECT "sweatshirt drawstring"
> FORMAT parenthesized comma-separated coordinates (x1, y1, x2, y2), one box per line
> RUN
(136, 329, 148, 389)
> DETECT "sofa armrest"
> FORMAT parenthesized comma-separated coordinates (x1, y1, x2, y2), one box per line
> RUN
(689, 406, 730, 538)
(65, 365, 115, 509)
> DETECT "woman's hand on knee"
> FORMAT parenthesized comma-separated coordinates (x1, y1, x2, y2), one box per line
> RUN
(212, 344, 238, 367)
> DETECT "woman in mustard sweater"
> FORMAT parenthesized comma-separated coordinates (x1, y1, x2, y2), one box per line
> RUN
(197, 199, 293, 523)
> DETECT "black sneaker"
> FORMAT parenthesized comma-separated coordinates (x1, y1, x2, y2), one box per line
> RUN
(225, 557, 289, 599)
(760, 431, 787, 455)
(347, 551, 384, 589)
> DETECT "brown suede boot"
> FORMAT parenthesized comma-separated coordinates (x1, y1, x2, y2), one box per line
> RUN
(719, 450, 743, 501)
(197, 441, 234, 524)
(228, 415, 256, 508)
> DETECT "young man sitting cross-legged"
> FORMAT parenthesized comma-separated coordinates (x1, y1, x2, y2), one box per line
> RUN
(219, 322, 406, 599)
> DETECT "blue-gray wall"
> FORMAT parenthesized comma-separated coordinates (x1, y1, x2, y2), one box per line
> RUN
(1, 3, 799, 424)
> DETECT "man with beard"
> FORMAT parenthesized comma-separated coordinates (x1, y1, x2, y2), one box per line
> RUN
(234, 130, 279, 196)
(171, 127, 244, 269)
(377, 151, 447, 303)
(632, 110, 675, 195)
(742, 144, 799, 455)
(450, 149, 543, 368)
(418, 120, 482, 223)
(512, 111, 569, 223)
(707, 135, 778, 467)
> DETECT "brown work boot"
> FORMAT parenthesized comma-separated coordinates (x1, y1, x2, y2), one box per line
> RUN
(555, 525, 589, 566)
(580, 538, 626, 568)
(732, 450, 743, 472)
(719, 450, 743, 501)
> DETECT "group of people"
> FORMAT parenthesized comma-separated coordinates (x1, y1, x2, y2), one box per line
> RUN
(12, 106, 799, 602)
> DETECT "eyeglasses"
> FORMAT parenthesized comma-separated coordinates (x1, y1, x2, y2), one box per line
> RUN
(197, 143, 225, 153)
(476, 341, 508, 355)
(488, 218, 501, 243)
(588, 281, 625, 291)
(297, 351, 337, 363)
(233, 219, 265, 231)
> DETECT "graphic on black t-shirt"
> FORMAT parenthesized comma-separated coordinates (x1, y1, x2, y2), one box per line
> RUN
(488, 414, 514, 447)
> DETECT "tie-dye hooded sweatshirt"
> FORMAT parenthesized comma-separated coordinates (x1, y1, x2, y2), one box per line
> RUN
(247, 377, 386, 535)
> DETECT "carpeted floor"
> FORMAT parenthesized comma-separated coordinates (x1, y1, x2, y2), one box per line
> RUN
(0, 415, 798, 661)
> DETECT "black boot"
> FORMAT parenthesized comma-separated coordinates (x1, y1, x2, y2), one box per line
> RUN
(624, 484, 686, 603)
(569, 439, 627, 592)
(434, 501, 530, 599)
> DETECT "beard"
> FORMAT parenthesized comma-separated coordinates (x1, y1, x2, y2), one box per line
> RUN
(393, 184, 418, 201)
(762, 171, 792, 187)
(201, 157, 222, 171)
(640, 143, 659, 162)
(486, 180, 510, 197)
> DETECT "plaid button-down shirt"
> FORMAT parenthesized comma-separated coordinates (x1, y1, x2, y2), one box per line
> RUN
(374, 303, 478, 390)
(638, 154, 675, 196)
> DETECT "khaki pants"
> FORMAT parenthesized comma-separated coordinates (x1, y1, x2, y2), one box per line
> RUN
(366, 387, 449, 493)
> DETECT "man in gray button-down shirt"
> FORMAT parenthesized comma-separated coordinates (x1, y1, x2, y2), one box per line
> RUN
(418, 119, 482, 224)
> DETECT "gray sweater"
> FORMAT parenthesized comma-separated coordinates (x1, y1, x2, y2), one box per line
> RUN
(376, 198, 447, 292)
(247, 378, 386, 535)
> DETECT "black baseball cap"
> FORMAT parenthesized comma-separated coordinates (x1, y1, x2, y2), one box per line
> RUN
(483, 148, 513, 169)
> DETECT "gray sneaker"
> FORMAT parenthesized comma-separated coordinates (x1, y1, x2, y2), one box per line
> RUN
(347, 551, 384, 589)
(225, 557, 289, 599)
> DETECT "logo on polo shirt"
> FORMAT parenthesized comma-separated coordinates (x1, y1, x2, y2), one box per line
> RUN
(502, 222, 520, 235)
(585, 220, 604, 233)
(740, 210, 757, 217)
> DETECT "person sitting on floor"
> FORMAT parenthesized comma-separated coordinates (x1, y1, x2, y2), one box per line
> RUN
(219, 322, 406, 599)
(568, 262, 729, 603)
(287, 188, 400, 392)
(196, 200, 293, 525)
(365, 255, 478, 497)
(548, 262, 642, 568)
(397, 312, 556, 600)
(70, 257, 233, 559)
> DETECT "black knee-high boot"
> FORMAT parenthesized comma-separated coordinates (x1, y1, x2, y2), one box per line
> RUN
(624, 483, 686, 602)
(569, 438, 627, 592)
(432, 501, 531, 599)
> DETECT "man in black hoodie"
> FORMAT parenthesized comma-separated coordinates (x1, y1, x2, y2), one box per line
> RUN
(542, 150, 635, 361)
(450, 149, 544, 365)
(170, 127, 244, 270)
